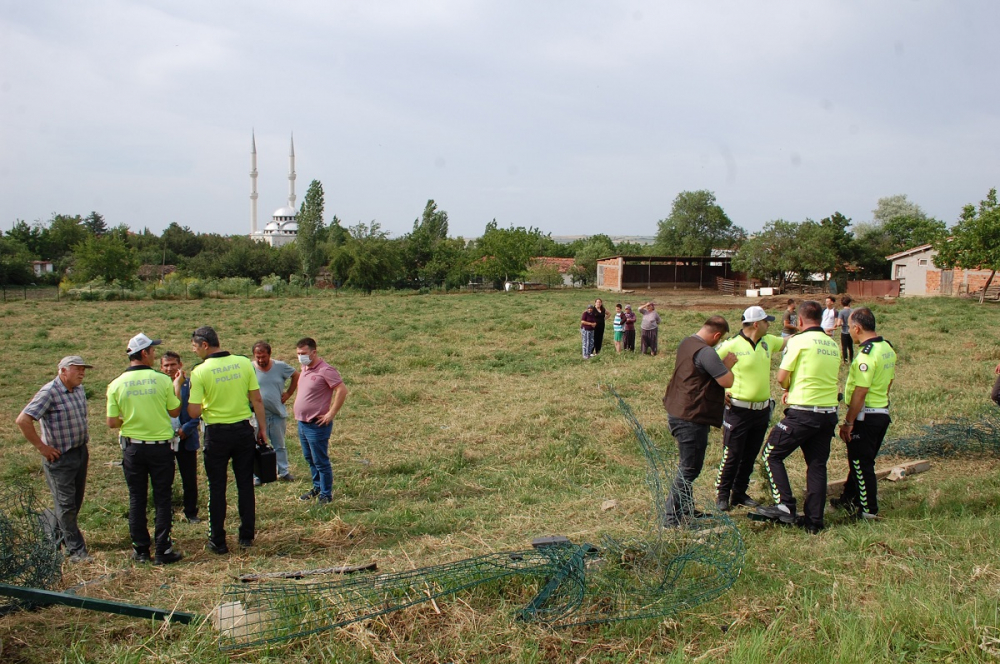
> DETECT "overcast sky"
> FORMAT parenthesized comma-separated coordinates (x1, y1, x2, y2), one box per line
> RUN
(2, 1, 998, 240)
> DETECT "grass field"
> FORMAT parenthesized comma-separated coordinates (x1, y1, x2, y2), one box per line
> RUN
(1, 289, 999, 663)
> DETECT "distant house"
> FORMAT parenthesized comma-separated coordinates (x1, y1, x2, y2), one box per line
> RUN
(887, 244, 993, 296)
(31, 260, 54, 277)
(529, 257, 576, 287)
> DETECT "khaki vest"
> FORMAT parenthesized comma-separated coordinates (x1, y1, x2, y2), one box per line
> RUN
(663, 335, 726, 426)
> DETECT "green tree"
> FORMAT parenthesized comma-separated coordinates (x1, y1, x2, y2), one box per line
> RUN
(570, 235, 616, 285)
(851, 195, 946, 278)
(72, 235, 139, 283)
(733, 219, 836, 289)
(162, 223, 202, 258)
(46, 214, 88, 261)
(934, 188, 1000, 303)
(0, 236, 35, 284)
(655, 190, 745, 256)
(82, 211, 108, 236)
(403, 200, 454, 287)
(472, 220, 546, 284)
(525, 260, 564, 288)
(329, 222, 401, 293)
(7, 220, 45, 257)
(297, 180, 325, 278)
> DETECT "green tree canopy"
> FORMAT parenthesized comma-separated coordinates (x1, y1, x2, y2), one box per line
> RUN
(82, 211, 107, 237)
(297, 179, 326, 278)
(655, 190, 745, 256)
(0, 236, 35, 285)
(934, 188, 1000, 303)
(329, 222, 401, 293)
(72, 234, 139, 284)
(732, 219, 836, 289)
(472, 220, 546, 283)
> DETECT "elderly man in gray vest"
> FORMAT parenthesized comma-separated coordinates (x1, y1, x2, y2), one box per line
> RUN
(661, 316, 737, 527)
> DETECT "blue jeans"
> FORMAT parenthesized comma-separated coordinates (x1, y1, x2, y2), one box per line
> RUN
(297, 420, 334, 499)
(266, 414, 290, 477)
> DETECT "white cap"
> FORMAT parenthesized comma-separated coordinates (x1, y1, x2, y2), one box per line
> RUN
(742, 306, 775, 323)
(126, 333, 162, 355)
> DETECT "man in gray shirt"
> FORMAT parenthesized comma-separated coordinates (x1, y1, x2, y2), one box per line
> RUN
(253, 341, 299, 483)
(837, 295, 854, 364)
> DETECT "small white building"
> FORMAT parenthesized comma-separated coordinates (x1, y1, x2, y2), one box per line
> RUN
(249, 133, 299, 248)
(31, 260, 54, 277)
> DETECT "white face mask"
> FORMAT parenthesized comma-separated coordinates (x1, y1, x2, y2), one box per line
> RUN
(298, 354, 313, 366)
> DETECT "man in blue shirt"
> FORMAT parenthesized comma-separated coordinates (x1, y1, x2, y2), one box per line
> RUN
(161, 351, 201, 524)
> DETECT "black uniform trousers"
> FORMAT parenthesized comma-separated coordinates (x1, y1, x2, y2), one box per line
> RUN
(593, 322, 605, 355)
(203, 421, 256, 546)
(840, 333, 854, 363)
(762, 408, 838, 528)
(174, 447, 199, 520)
(715, 405, 771, 502)
(839, 413, 891, 515)
(122, 441, 175, 555)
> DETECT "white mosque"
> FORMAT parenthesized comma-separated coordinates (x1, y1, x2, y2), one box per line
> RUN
(249, 132, 298, 247)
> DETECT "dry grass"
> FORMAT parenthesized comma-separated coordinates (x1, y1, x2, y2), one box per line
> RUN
(1, 289, 999, 662)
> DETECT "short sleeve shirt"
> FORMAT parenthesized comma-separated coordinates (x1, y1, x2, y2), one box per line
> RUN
(106, 366, 180, 441)
(693, 345, 729, 380)
(189, 352, 260, 424)
(779, 328, 841, 407)
(845, 337, 897, 408)
(639, 309, 661, 331)
(255, 360, 296, 418)
(22, 377, 89, 453)
(837, 307, 853, 333)
(821, 307, 837, 332)
(716, 332, 783, 402)
(293, 358, 343, 422)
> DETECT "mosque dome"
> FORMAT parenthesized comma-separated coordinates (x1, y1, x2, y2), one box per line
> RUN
(264, 221, 280, 232)
(282, 221, 298, 233)
(272, 206, 297, 219)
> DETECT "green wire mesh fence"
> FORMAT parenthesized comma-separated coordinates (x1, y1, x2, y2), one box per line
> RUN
(216, 386, 744, 649)
(0, 481, 62, 609)
(880, 409, 1000, 458)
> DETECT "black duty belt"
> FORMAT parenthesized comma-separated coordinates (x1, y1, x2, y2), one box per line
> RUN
(205, 421, 251, 429)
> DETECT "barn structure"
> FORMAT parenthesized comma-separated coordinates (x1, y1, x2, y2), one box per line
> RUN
(596, 255, 742, 292)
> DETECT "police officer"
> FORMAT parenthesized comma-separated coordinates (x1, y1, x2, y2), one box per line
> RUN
(187, 326, 267, 554)
(106, 333, 184, 564)
(713, 306, 786, 511)
(755, 300, 841, 534)
(834, 307, 896, 519)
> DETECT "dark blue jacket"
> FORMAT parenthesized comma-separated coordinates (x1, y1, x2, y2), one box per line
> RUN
(177, 378, 200, 451)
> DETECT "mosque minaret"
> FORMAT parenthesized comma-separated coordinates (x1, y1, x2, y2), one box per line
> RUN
(249, 132, 298, 247)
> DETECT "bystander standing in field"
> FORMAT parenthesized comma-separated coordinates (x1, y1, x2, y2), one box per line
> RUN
(623, 304, 637, 352)
(821, 296, 838, 337)
(781, 299, 797, 340)
(294, 337, 349, 504)
(639, 301, 661, 356)
(107, 333, 184, 564)
(833, 307, 896, 519)
(612, 303, 625, 354)
(661, 316, 737, 526)
(580, 304, 598, 359)
(593, 298, 609, 356)
(16, 355, 94, 563)
(188, 326, 267, 554)
(160, 351, 201, 524)
(756, 300, 841, 534)
(713, 306, 786, 512)
(252, 341, 299, 485)
(837, 295, 854, 364)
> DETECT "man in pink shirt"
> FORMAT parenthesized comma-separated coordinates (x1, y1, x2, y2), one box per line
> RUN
(293, 337, 349, 504)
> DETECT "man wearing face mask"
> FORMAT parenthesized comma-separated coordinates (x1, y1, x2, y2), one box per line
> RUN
(188, 326, 267, 554)
(293, 337, 349, 504)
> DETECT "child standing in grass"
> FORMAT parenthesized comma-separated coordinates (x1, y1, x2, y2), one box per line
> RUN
(612, 303, 625, 354)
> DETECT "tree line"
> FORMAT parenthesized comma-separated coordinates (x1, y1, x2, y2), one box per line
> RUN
(3, 182, 996, 292)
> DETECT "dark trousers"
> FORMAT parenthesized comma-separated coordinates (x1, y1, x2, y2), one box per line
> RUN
(640, 328, 658, 356)
(664, 416, 711, 524)
(715, 405, 771, 501)
(593, 324, 605, 354)
(42, 445, 88, 556)
(623, 329, 636, 352)
(122, 442, 175, 555)
(840, 333, 854, 363)
(203, 422, 256, 545)
(174, 447, 199, 519)
(840, 413, 891, 515)
(762, 409, 837, 528)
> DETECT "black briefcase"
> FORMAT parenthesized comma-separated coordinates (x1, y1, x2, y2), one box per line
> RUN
(254, 444, 278, 484)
